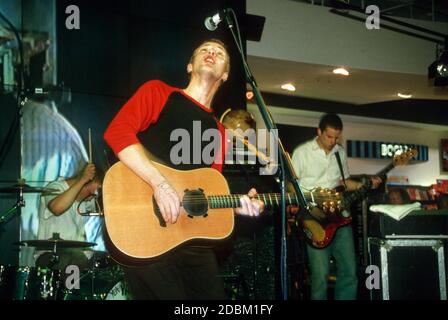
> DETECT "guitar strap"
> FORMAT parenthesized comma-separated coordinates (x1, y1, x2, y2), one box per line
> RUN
(334, 151, 347, 189)
(335, 151, 351, 218)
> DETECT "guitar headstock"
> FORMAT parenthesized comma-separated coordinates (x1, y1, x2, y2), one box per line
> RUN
(393, 149, 418, 167)
(312, 187, 343, 214)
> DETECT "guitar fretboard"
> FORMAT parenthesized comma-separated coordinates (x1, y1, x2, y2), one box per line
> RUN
(207, 192, 334, 209)
(208, 193, 300, 209)
(343, 162, 396, 207)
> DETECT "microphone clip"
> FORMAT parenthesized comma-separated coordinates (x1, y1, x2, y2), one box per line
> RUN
(204, 9, 230, 31)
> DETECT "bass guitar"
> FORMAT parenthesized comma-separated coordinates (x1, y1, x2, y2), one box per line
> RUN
(301, 149, 418, 248)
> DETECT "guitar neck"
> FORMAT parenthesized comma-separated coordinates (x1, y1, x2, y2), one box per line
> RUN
(343, 162, 396, 207)
(208, 192, 313, 209)
(377, 162, 395, 178)
(342, 183, 371, 208)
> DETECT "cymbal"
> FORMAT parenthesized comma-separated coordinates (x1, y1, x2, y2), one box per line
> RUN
(14, 239, 97, 249)
(0, 184, 59, 194)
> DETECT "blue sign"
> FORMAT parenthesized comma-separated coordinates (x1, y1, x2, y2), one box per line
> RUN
(346, 140, 428, 162)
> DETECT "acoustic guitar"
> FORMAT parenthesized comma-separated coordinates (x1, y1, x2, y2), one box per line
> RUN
(102, 161, 338, 265)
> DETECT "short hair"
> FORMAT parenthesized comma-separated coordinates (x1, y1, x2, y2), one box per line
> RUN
(189, 38, 230, 73)
(318, 113, 343, 132)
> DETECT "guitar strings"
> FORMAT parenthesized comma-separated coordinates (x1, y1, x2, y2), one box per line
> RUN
(178, 194, 342, 205)
(180, 196, 339, 201)
(181, 194, 341, 199)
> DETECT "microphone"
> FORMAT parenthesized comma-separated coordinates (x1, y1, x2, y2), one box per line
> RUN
(204, 9, 228, 31)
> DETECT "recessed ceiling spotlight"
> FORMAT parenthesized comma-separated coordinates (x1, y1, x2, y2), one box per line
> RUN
(332, 68, 350, 76)
(281, 83, 296, 92)
(397, 92, 412, 99)
(246, 91, 254, 100)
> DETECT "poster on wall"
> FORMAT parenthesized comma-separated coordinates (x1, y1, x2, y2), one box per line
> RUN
(442, 139, 448, 171)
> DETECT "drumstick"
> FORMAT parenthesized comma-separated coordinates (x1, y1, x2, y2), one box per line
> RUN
(88, 128, 92, 163)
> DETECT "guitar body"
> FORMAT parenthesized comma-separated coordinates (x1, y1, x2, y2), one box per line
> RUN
(301, 209, 352, 248)
(301, 185, 351, 248)
(102, 161, 234, 264)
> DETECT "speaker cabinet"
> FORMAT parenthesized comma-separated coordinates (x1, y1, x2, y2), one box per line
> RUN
(368, 238, 447, 300)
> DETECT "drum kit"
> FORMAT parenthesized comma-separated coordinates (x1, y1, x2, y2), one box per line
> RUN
(0, 182, 130, 301)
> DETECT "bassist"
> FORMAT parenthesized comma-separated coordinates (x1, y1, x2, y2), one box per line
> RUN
(291, 113, 381, 300)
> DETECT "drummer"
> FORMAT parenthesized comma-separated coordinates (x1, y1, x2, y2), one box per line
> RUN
(35, 163, 105, 270)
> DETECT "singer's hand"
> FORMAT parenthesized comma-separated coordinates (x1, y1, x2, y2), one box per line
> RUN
(153, 180, 181, 224)
(234, 188, 264, 217)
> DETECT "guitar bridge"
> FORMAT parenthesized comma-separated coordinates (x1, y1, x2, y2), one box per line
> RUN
(152, 196, 167, 227)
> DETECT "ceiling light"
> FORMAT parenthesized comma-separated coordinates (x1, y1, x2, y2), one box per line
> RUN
(281, 83, 296, 92)
(397, 92, 412, 99)
(332, 68, 349, 76)
(246, 91, 254, 100)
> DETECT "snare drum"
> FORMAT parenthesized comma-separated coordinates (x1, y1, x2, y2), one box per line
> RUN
(0, 266, 60, 300)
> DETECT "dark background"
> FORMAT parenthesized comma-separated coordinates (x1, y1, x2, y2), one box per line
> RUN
(0, 0, 247, 270)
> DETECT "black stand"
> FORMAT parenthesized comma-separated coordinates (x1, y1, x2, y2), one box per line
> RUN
(221, 9, 309, 299)
(0, 185, 25, 225)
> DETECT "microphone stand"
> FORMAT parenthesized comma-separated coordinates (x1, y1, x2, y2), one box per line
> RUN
(221, 9, 309, 300)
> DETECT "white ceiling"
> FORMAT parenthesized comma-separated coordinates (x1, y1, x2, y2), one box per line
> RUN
(248, 55, 448, 104)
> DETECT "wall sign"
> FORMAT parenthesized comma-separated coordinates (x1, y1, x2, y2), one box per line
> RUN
(346, 140, 428, 162)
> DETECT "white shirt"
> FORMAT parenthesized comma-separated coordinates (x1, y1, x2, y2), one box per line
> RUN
(291, 137, 350, 191)
(37, 179, 105, 251)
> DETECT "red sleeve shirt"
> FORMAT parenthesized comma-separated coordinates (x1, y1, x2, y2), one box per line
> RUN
(103, 80, 179, 155)
(104, 80, 227, 172)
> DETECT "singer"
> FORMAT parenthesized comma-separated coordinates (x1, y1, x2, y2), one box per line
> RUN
(35, 163, 105, 270)
(103, 38, 265, 300)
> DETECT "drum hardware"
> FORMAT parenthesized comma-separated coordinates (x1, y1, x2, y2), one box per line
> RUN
(0, 265, 61, 300)
(61, 256, 129, 300)
(0, 180, 59, 225)
(4, 236, 130, 300)
(0, 258, 128, 300)
(14, 233, 97, 251)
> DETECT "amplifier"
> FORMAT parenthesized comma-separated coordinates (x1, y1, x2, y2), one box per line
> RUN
(368, 210, 448, 238)
(368, 238, 447, 300)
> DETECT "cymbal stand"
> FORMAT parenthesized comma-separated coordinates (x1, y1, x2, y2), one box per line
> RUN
(0, 184, 25, 225)
(46, 232, 60, 269)
(90, 254, 97, 299)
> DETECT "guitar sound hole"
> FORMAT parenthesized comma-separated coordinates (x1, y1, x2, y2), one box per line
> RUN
(183, 189, 208, 217)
